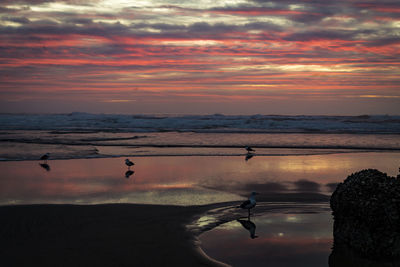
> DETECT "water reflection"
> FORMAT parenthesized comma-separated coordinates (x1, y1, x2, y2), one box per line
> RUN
(245, 153, 254, 161)
(237, 217, 258, 239)
(39, 152, 51, 171)
(124, 158, 135, 178)
(125, 170, 134, 178)
(39, 163, 51, 171)
(199, 209, 333, 267)
(0, 152, 398, 205)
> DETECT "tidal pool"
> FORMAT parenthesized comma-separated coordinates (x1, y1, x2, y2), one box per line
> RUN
(198, 203, 332, 267)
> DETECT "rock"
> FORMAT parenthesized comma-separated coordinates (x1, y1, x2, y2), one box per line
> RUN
(330, 169, 400, 260)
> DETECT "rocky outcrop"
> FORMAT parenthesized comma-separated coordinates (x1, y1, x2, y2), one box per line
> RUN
(330, 169, 400, 260)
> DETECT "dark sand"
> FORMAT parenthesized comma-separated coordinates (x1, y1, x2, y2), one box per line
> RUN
(0, 204, 229, 267)
(0, 195, 331, 267)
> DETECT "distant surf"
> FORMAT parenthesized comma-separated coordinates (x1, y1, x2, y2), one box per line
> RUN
(0, 113, 399, 161)
(1, 113, 400, 133)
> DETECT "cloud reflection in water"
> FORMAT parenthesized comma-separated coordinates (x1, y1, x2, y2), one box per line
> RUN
(200, 211, 332, 267)
(0, 153, 398, 205)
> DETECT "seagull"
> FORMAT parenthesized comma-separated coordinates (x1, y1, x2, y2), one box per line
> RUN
(40, 153, 50, 163)
(125, 159, 134, 169)
(245, 146, 255, 153)
(237, 218, 258, 239)
(238, 192, 259, 217)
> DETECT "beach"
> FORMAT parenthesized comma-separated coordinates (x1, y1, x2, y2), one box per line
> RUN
(0, 154, 399, 266)
(0, 203, 230, 267)
(1, 0, 400, 262)
(0, 114, 399, 266)
(1, 153, 399, 266)
(1, 199, 398, 267)
(0, 200, 333, 267)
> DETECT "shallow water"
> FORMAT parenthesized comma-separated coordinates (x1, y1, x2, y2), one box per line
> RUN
(1, 130, 399, 161)
(198, 204, 332, 267)
(0, 152, 398, 205)
(195, 199, 400, 267)
(1, 152, 399, 267)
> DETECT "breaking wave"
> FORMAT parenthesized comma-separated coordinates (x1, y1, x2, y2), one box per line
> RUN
(0, 113, 399, 161)
(1, 113, 400, 133)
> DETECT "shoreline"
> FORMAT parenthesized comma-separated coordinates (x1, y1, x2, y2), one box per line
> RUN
(1, 148, 399, 163)
(0, 203, 231, 267)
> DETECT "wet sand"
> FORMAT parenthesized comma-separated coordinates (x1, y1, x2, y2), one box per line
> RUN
(2, 198, 395, 266)
(0, 204, 228, 267)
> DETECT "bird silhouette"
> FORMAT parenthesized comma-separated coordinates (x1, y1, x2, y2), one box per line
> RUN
(245, 146, 255, 153)
(40, 153, 50, 163)
(238, 192, 259, 218)
(125, 159, 134, 169)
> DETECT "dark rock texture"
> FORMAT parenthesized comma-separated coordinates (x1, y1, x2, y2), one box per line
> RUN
(330, 169, 400, 260)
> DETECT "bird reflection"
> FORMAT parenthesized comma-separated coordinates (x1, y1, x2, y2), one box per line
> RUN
(244, 146, 255, 161)
(39, 163, 51, 171)
(237, 218, 258, 239)
(245, 153, 254, 161)
(125, 170, 134, 178)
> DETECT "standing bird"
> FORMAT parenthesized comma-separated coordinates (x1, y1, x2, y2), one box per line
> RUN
(245, 146, 255, 153)
(125, 159, 134, 170)
(238, 192, 259, 218)
(40, 153, 50, 163)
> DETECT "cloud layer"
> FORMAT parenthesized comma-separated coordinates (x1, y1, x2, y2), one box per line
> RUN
(0, 0, 399, 114)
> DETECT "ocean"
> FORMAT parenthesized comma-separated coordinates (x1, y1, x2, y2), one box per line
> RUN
(0, 113, 399, 205)
(0, 113, 399, 161)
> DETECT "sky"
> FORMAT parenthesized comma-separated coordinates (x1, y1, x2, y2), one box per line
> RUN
(0, 0, 399, 115)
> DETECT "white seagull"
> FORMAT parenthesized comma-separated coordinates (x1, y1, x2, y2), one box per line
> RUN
(125, 159, 134, 169)
(245, 146, 255, 153)
(239, 192, 259, 217)
(40, 153, 50, 163)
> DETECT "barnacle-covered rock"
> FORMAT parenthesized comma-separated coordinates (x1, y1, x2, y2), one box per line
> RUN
(330, 169, 400, 260)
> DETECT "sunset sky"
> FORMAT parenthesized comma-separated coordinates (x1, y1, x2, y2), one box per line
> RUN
(0, 0, 399, 115)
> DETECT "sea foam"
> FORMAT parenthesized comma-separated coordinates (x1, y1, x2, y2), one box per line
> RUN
(1, 113, 399, 133)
